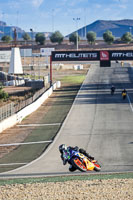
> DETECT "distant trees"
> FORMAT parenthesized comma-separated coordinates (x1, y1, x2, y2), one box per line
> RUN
(1, 35, 12, 43)
(103, 30, 115, 44)
(1, 28, 133, 46)
(86, 31, 96, 44)
(69, 32, 80, 45)
(22, 33, 31, 41)
(121, 32, 132, 43)
(35, 33, 45, 45)
(50, 31, 64, 44)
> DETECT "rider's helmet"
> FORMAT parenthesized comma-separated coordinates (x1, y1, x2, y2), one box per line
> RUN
(59, 144, 67, 153)
(111, 85, 114, 89)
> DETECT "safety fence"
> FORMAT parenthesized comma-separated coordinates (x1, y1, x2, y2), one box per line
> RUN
(0, 87, 45, 122)
(14, 87, 45, 113)
(0, 102, 15, 122)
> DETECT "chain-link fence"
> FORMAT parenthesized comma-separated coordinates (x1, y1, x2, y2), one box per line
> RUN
(0, 87, 46, 122)
(0, 103, 15, 122)
(14, 87, 45, 113)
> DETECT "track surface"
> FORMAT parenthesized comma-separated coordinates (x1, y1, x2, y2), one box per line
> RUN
(0, 63, 133, 178)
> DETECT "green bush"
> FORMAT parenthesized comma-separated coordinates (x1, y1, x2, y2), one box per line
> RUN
(121, 32, 132, 43)
(50, 31, 64, 44)
(103, 30, 115, 44)
(86, 31, 96, 44)
(0, 86, 9, 100)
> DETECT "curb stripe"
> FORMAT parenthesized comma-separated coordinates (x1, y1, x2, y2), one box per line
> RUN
(17, 123, 61, 127)
(0, 140, 52, 147)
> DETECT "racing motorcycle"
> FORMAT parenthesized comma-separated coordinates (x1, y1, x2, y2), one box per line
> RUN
(60, 148, 101, 172)
(111, 86, 115, 95)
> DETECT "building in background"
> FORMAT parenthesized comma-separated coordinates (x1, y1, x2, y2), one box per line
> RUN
(0, 21, 52, 40)
(0, 21, 25, 39)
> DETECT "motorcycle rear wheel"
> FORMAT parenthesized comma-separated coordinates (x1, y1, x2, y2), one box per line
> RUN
(71, 157, 87, 172)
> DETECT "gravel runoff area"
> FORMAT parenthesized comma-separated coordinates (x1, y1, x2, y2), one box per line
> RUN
(0, 178, 133, 200)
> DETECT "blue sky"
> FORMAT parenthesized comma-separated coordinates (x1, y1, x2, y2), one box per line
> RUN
(0, 0, 133, 36)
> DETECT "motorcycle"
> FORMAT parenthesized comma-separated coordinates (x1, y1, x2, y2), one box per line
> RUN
(111, 89, 115, 95)
(122, 92, 127, 99)
(111, 87, 115, 95)
(60, 148, 101, 172)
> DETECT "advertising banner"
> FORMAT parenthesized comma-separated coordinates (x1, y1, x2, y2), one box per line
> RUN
(52, 51, 100, 61)
(109, 50, 133, 60)
(52, 50, 133, 62)
(41, 48, 55, 56)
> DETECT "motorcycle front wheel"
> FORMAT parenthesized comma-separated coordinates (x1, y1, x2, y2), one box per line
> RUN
(69, 165, 77, 172)
(71, 157, 87, 172)
(93, 161, 101, 171)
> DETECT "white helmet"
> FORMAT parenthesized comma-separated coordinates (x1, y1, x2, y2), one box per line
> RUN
(59, 144, 67, 153)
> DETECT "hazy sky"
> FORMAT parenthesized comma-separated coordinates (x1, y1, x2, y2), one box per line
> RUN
(0, 0, 133, 36)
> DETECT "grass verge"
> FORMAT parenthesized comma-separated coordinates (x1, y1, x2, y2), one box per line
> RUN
(0, 172, 133, 185)
(60, 75, 85, 84)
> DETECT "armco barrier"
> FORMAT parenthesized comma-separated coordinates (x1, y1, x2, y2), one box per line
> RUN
(0, 81, 61, 133)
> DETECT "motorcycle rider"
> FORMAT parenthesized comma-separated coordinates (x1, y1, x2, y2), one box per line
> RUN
(111, 85, 115, 95)
(122, 88, 127, 99)
(59, 144, 94, 171)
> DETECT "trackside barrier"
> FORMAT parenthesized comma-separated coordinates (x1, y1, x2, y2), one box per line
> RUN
(0, 81, 61, 133)
(0, 114, 17, 133)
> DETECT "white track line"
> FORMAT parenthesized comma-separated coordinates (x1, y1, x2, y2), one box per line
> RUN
(17, 123, 61, 127)
(127, 94, 133, 112)
(0, 163, 28, 166)
(117, 71, 133, 113)
(0, 140, 52, 147)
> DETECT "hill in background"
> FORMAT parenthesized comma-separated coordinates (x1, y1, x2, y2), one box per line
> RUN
(67, 19, 133, 38)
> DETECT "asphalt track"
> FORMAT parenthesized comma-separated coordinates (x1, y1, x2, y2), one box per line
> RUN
(0, 63, 133, 178)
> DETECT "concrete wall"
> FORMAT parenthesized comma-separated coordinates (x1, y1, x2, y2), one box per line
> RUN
(0, 81, 61, 133)
(0, 114, 17, 133)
